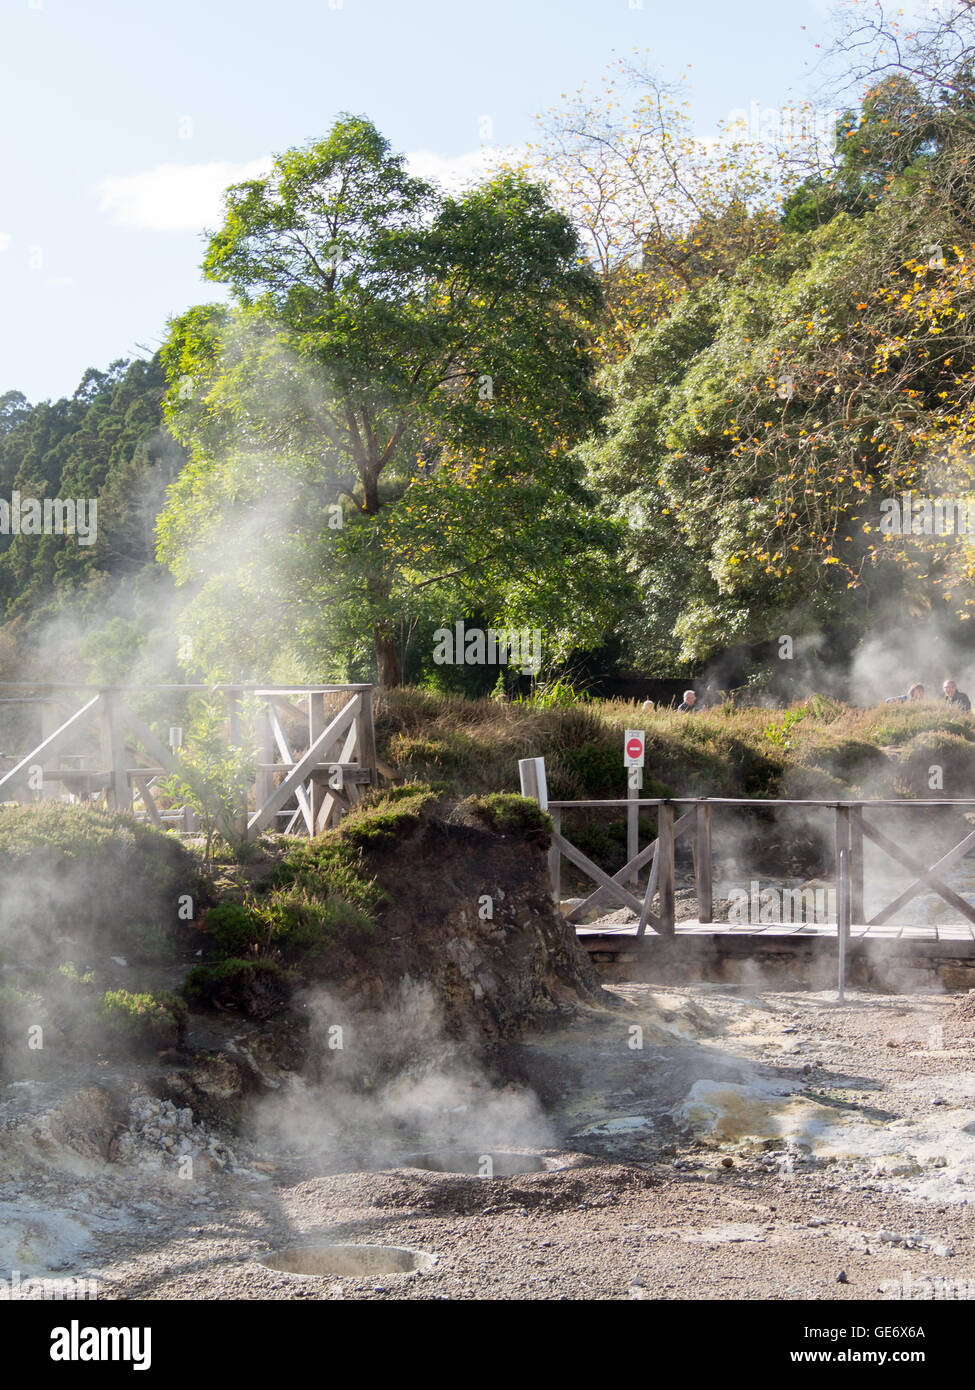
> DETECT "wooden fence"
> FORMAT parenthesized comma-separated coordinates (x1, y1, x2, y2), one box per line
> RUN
(518, 759, 975, 935)
(0, 682, 376, 839)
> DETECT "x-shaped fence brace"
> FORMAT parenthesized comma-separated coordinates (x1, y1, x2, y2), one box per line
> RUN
(548, 795, 975, 936)
(856, 812, 975, 928)
(551, 803, 711, 936)
(0, 686, 375, 840)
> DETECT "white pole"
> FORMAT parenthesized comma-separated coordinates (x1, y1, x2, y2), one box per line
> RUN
(838, 847, 849, 1003)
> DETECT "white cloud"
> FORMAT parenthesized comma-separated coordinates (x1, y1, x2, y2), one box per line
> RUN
(97, 157, 273, 232)
(0, 233, 10, 253)
(404, 146, 516, 190)
(97, 145, 523, 234)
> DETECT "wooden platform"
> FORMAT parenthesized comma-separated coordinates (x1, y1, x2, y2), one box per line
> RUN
(577, 919, 975, 945)
(576, 917, 975, 989)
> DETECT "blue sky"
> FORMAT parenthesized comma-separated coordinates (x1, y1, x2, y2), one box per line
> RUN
(0, 0, 847, 403)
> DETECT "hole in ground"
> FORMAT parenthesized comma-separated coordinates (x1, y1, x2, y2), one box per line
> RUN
(260, 1244, 435, 1277)
(399, 1150, 548, 1176)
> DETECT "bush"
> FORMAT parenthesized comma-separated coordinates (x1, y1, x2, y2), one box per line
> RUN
(83, 988, 187, 1055)
(0, 984, 48, 1071)
(182, 958, 293, 1019)
(898, 731, 975, 796)
(0, 805, 196, 961)
(201, 902, 263, 956)
(462, 793, 553, 845)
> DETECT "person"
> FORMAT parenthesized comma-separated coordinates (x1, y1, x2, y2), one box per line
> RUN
(640, 699, 655, 712)
(885, 682, 925, 703)
(943, 679, 972, 712)
(677, 690, 698, 712)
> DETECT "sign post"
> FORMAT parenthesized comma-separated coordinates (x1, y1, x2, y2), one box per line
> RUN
(624, 730, 645, 887)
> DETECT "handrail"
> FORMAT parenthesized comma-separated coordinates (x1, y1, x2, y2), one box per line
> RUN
(546, 797, 975, 808)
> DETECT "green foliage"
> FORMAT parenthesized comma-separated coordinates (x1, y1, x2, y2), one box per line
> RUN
(191, 790, 438, 979)
(0, 984, 48, 1067)
(512, 676, 592, 709)
(763, 708, 808, 751)
(200, 902, 259, 957)
(462, 792, 552, 844)
(0, 355, 187, 687)
(86, 988, 187, 1055)
(161, 697, 258, 864)
(329, 784, 439, 850)
(0, 805, 196, 960)
(158, 116, 625, 687)
(182, 957, 293, 1019)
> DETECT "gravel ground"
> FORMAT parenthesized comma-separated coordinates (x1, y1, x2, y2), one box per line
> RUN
(3, 983, 974, 1301)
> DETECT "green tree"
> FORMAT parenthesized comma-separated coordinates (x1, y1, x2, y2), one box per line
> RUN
(158, 116, 624, 687)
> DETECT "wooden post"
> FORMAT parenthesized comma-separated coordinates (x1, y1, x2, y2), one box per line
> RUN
(637, 845, 661, 937)
(225, 686, 246, 838)
(627, 769, 640, 887)
(834, 805, 851, 926)
(695, 801, 713, 923)
(357, 686, 376, 785)
(518, 756, 548, 809)
(657, 802, 675, 935)
(307, 691, 325, 831)
(255, 708, 275, 812)
(549, 806, 561, 904)
(99, 691, 130, 812)
(40, 702, 59, 801)
(849, 804, 864, 926)
(837, 847, 849, 1003)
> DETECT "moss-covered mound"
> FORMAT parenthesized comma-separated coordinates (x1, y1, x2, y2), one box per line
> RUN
(0, 804, 198, 962)
(188, 784, 602, 1039)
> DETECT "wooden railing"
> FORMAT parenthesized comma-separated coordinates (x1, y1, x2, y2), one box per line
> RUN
(518, 759, 975, 935)
(0, 682, 376, 839)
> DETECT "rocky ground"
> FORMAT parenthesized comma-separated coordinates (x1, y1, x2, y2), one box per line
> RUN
(2, 981, 974, 1301)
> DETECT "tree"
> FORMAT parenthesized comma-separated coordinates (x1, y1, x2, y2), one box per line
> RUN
(580, 59, 975, 670)
(161, 699, 257, 867)
(159, 116, 624, 687)
(525, 57, 820, 358)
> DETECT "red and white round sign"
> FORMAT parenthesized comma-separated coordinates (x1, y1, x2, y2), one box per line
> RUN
(624, 729, 645, 767)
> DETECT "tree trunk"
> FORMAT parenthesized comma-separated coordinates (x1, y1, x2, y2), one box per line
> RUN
(374, 624, 401, 688)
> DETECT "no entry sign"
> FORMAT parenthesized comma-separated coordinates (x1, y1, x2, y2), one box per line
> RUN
(624, 729, 645, 767)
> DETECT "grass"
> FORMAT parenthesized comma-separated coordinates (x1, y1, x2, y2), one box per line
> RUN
(0, 804, 198, 959)
(376, 690, 975, 800)
(374, 690, 975, 885)
(193, 785, 442, 987)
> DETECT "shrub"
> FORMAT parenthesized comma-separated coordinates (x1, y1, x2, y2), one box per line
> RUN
(462, 793, 553, 845)
(0, 805, 196, 961)
(182, 958, 293, 1019)
(201, 901, 263, 956)
(84, 988, 187, 1055)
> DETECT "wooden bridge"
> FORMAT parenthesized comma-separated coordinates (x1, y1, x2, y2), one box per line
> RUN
(518, 758, 975, 982)
(0, 682, 377, 838)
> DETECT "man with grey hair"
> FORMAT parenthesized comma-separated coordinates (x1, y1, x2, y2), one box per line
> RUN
(944, 679, 972, 712)
(677, 690, 698, 712)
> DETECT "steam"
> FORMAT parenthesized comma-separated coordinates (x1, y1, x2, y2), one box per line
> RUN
(250, 979, 555, 1168)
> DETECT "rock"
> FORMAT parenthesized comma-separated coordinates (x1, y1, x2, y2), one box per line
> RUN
(837, 1270, 848, 1284)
